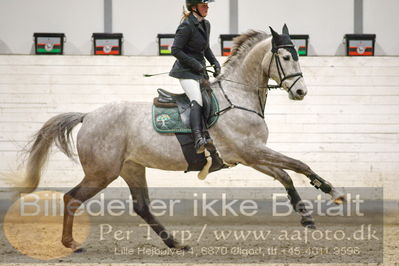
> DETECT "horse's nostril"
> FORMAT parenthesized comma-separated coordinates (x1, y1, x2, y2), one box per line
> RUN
(296, 89, 305, 96)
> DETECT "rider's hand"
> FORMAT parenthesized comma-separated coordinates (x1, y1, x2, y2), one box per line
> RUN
(194, 62, 205, 74)
(213, 63, 221, 78)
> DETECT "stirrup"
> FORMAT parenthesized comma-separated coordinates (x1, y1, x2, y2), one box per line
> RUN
(195, 137, 208, 154)
(203, 131, 214, 145)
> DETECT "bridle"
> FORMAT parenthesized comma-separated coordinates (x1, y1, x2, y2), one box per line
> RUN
(213, 44, 303, 119)
(267, 44, 303, 92)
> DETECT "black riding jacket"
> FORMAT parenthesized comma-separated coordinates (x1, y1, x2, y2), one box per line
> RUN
(169, 13, 220, 80)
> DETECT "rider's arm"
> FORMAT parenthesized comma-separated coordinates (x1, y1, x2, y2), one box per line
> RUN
(204, 46, 220, 69)
(204, 21, 221, 76)
(171, 23, 204, 73)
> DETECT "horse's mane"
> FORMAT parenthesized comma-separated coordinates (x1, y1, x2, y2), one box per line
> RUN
(222, 30, 269, 75)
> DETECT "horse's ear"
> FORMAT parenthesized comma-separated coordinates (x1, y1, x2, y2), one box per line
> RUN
(282, 24, 289, 35)
(269, 26, 279, 52)
(269, 26, 279, 40)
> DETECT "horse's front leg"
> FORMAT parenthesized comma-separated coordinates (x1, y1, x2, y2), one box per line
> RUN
(253, 165, 315, 228)
(243, 145, 345, 204)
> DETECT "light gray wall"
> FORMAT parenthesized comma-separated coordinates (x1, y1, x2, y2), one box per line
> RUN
(364, 0, 399, 55)
(0, 0, 398, 55)
(239, 0, 353, 56)
(0, 0, 103, 55)
(113, 0, 229, 55)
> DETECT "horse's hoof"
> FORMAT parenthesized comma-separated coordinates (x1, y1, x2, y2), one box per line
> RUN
(301, 216, 316, 229)
(331, 189, 346, 205)
(304, 223, 316, 229)
(174, 243, 191, 251)
(334, 196, 345, 205)
(73, 247, 86, 253)
(62, 239, 83, 252)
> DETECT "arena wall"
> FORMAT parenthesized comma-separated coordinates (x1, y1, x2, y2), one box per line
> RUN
(0, 55, 398, 203)
(1, 0, 399, 55)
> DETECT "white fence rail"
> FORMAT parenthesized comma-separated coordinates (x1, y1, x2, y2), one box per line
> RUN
(0, 55, 398, 200)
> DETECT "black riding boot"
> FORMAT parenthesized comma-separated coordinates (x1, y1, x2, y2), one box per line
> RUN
(202, 121, 215, 151)
(190, 101, 209, 154)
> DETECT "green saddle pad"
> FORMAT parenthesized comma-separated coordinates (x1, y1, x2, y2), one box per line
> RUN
(152, 93, 219, 134)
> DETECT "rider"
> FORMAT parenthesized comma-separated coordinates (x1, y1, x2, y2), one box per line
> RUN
(169, 0, 221, 154)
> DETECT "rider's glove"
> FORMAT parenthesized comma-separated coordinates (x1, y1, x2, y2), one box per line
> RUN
(213, 62, 221, 78)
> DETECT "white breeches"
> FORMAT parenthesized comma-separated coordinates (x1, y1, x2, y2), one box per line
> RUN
(179, 79, 202, 106)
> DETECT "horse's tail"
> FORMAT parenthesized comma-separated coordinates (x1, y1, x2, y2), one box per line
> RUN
(7, 112, 86, 194)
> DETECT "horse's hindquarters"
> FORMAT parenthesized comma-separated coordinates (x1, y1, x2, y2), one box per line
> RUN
(77, 102, 188, 174)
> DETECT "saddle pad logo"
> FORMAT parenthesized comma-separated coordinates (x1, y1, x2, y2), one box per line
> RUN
(156, 114, 176, 129)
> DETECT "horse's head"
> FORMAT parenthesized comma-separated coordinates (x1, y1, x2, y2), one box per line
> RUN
(265, 25, 307, 100)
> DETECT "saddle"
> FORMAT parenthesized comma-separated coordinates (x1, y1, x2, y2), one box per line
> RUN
(152, 81, 219, 133)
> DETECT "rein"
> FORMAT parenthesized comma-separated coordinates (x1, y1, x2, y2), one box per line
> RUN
(213, 81, 265, 119)
(213, 45, 303, 119)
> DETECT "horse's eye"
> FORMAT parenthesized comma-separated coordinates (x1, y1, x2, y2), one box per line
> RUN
(283, 55, 290, 61)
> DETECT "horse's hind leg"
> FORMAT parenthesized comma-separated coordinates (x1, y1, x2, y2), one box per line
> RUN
(245, 146, 345, 204)
(62, 175, 117, 251)
(120, 162, 189, 250)
(253, 165, 315, 229)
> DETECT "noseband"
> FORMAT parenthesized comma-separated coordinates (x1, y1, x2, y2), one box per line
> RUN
(267, 44, 303, 92)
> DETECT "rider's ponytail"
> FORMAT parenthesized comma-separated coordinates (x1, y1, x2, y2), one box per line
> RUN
(181, 6, 191, 22)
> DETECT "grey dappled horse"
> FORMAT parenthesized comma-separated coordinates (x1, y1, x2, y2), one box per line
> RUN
(9, 26, 345, 251)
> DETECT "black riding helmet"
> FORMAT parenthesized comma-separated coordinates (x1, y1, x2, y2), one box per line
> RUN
(186, 0, 214, 17)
